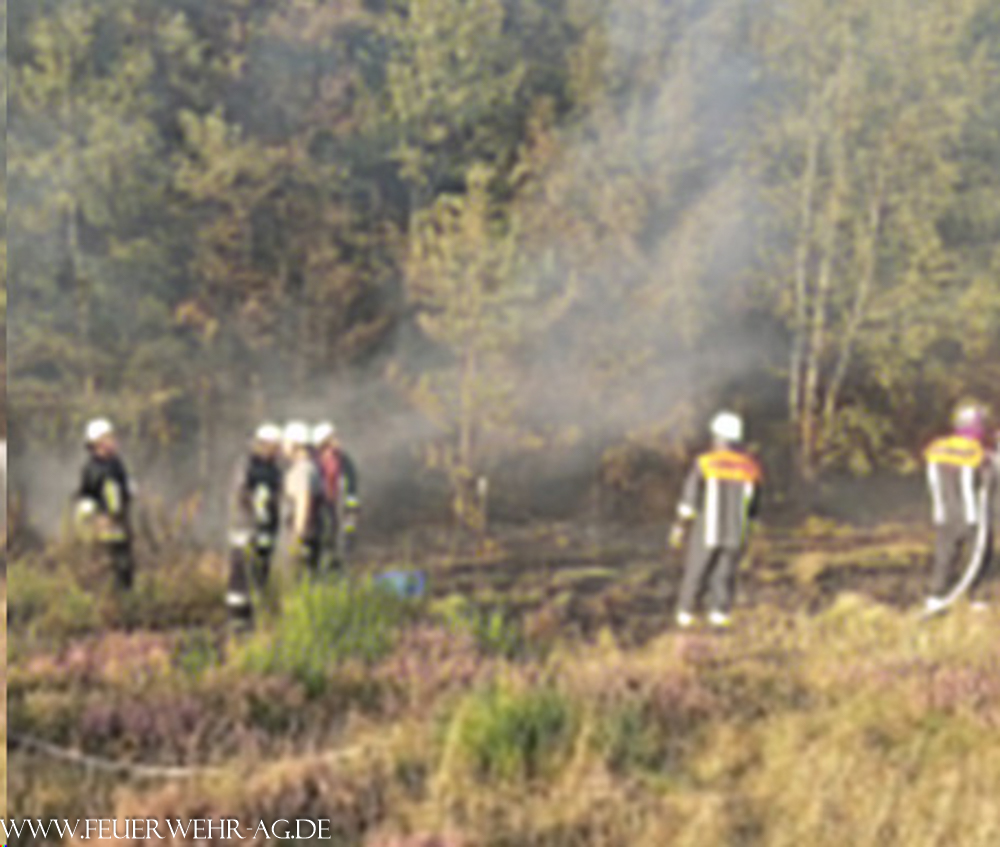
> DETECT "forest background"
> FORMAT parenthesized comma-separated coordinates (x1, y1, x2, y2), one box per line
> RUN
(6, 0, 1000, 533)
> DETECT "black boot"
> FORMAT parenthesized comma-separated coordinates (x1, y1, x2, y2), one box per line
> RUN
(227, 546, 254, 631)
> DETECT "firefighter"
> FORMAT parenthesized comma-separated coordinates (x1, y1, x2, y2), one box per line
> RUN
(669, 411, 763, 629)
(976, 429, 1000, 610)
(922, 403, 993, 615)
(76, 418, 135, 591)
(312, 422, 360, 572)
(225, 423, 284, 629)
(283, 420, 323, 576)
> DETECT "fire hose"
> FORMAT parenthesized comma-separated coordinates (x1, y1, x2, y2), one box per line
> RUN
(921, 482, 992, 619)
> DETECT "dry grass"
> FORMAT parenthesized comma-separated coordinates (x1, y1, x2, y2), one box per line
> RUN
(7, 530, 1000, 845)
(2, 580, 7, 817)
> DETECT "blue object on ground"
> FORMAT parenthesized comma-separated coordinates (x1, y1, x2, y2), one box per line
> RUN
(376, 570, 427, 598)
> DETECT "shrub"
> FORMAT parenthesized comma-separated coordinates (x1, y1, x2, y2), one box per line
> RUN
(240, 576, 420, 695)
(173, 629, 221, 679)
(444, 681, 577, 785)
(592, 670, 718, 778)
(596, 701, 667, 775)
(432, 595, 526, 659)
(7, 559, 101, 647)
(115, 557, 226, 631)
(7, 550, 223, 647)
(376, 625, 490, 716)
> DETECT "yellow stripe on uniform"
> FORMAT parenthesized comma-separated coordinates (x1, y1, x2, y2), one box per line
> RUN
(924, 436, 984, 468)
(698, 450, 762, 483)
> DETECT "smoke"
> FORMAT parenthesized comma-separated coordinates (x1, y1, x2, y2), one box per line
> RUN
(8, 0, 799, 544)
(503, 1, 781, 459)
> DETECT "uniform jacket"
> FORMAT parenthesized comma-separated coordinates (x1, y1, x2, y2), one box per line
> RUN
(924, 434, 991, 528)
(677, 447, 762, 549)
(284, 454, 323, 541)
(78, 452, 132, 540)
(229, 452, 283, 539)
(315, 447, 359, 504)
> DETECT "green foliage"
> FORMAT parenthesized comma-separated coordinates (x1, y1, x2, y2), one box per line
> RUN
(240, 577, 420, 695)
(595, 701, 667, 775)
(7, 558, 102, 646)
(172, 628, 220, 679)
(115, 563, 227, 631)
(6, 0, 1000, 490)
(445, 681, 577, 784)
(432, 594, 526, 659)
(8, 534, 1000, 842)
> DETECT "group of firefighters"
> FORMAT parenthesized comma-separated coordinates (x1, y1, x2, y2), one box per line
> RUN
(74, 417, 359, 629)
(73, 401, 999, 632)
(668, 401, 1000, 628)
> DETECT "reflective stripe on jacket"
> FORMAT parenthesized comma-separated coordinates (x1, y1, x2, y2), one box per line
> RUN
(677, 448, 762, 548)
(924, 435, 986, 526)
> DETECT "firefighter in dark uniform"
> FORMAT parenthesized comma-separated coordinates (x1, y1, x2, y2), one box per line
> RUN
(312, 422, 360, 572)
(225, 423, 284, 629)
(669, 411, 763, 629)
(76, 418, 135, 591)
(923, 404, 993, 615)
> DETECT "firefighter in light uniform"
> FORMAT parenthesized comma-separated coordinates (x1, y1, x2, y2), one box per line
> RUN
(669, 412, 762, 629)
(76, 419, 135, 591)
(283, 421, 323, 576)
(312, 422, 360, 572)
(923, 404, 994, 614)
(226, 423, 284, 628)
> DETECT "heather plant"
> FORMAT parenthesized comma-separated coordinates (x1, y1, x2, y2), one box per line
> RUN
(7, 549, 224, 655)
(440, 680, 578, 785)
(433, 595, 527, 659)
(8, 529, 1000, 844)
(173, 628, 221, 679)
(240, 576, 421, 695)
(595, 701, 671, 776)
(367, 835, 467, 847)
(0, 586, 6, 815)
(7, 558, 101, 649)
(376, 625, 493, 717)
(114, 556, 226, 631)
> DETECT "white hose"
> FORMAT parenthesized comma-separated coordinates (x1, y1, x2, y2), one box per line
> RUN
(922, 482, 991, 618)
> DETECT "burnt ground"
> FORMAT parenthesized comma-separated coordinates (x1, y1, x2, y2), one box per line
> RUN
(5, 520, 994, 818)
(360, 521, 990, 646)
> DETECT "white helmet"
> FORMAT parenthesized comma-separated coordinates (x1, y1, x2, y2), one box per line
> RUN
(283, 420, 311, 447)
(710, 411, 744, 443)
(312, 422, 336, 447)
(953, 402, 985, 431)
(255, 422, 283, 444)
(85, 418, 114, 444)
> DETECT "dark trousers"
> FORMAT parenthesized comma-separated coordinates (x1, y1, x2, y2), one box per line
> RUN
(316, 504, 342, 574)
(930, 524, 978, 598)
(227, 546, 254, 628)
(292, 536, 321, 579)
(106, 540, 134, 591)
(678, 543, 741, 614)
(971, 527, 994, 601)
(227, 542, 275, 628)
(250, 544, 273, 591)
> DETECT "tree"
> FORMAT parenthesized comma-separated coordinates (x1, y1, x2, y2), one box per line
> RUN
(752, 0, 991, 476)
(380, 0, 529, 208)
(8, 0, 179, 443)
(399, 164, 567, 528)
